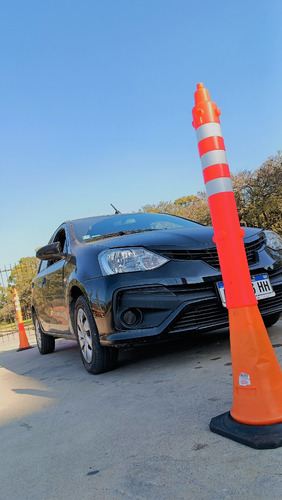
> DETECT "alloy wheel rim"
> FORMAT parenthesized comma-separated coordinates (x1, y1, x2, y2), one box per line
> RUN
(76, 307, 93, 363)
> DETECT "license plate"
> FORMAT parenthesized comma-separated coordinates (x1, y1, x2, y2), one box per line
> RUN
(217, 274, 275, 307)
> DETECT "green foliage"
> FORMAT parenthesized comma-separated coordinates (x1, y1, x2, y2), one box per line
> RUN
(233, 153, 282, 234)
(0, 287, 6, 309)
(0, 287, 14, 324)
(142, 192, 212, 225)
(141, 153, 282, 235)
(0, 257, 39, 324)
(8, 257, 39, 316)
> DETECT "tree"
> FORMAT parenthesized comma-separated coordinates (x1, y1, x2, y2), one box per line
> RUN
(141, 153, 282, 235)
(142, 193, 211, 225)
(8, 257, 39, 318)
(0, 286, 6, 309)
(241, 154, 282, 234)
(231, 170, 253, 225)
(0, 286, 14, 324)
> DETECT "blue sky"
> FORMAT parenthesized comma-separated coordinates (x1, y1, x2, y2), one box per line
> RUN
(1, 0, 281, 265)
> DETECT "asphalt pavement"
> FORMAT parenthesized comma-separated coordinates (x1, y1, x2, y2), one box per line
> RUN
(1, 321, 282, 500)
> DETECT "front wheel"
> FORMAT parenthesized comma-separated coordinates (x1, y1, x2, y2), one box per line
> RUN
(74, 295, 118, 374)
(33, 313, 55, 354)
(263, 312, 281, 328)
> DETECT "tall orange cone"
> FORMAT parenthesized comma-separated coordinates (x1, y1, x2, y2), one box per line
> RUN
(13, 288, 33, 351)
(192, 83, 282, 448)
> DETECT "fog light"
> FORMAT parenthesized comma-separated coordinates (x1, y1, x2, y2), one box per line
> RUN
(121, 308, 142, 327)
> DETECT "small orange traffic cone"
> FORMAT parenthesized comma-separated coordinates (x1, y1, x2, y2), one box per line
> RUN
(192, 83, 282, 448)
(13, 288, 33, 351)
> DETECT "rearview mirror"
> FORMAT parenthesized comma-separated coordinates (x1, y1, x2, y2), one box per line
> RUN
(36, 242, 62, 261)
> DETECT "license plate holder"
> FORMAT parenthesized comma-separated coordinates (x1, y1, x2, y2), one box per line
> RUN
(216, 274, 275, 307)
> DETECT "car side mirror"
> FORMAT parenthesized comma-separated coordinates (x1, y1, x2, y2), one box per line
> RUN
(36, 242, 63, 261)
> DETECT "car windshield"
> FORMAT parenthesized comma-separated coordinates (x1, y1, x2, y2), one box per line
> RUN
(71, 213, 201, 243)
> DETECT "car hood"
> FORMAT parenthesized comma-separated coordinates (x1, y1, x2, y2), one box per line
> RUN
(85, 226, 262, 250)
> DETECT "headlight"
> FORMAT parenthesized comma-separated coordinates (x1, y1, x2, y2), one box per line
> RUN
(99, 247, 169, 275)
(264, 230, 282, 251)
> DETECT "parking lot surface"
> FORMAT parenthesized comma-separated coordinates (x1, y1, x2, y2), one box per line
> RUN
(1, 321, 282, 500)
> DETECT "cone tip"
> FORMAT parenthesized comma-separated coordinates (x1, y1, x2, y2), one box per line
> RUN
(197, 82, 204, 90)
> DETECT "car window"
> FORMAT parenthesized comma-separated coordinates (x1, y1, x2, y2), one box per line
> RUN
(71, 213, 201, 243)
(47, 228, 68, 267)
(53, 228, 67, 252)
(38, 259, 48, 273)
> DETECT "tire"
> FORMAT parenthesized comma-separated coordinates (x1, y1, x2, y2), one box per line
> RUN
(74, 295, 118, 374)
(33, 313, 55, 354)
(263, 312, 281, 328)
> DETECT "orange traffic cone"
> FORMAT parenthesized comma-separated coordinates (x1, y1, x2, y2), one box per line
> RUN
(229, 306, 282, 426)
(192, 83, 282, 448)
(13, 288, 33, 351)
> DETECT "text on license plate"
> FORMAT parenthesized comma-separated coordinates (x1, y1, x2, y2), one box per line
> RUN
(217, 274, 275, 307)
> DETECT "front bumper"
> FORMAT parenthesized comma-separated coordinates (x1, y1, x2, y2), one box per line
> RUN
(81, 259, 282, 347)
(105, 283, 282, 346)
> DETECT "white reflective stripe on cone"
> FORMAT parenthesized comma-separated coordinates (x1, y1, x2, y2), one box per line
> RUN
(196, 122, 223, 142)
(201, 150, 228, 170)
(206, 177, 233, 197)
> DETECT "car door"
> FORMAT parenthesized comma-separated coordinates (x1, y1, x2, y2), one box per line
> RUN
(41, 226, 70, 334)
(33, 258, 50, 330)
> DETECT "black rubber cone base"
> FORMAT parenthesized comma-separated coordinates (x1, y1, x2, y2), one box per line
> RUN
(17, 346, 34, 352)
(210, 412, 282, 449)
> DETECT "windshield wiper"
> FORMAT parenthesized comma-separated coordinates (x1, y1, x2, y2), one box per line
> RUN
(85, 228, 156, 243)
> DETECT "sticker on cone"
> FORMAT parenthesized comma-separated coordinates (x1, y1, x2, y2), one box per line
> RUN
(239, 373, 251, 387)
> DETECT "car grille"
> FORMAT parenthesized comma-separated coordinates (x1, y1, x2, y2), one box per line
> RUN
(169, 285, 282, 334)
(156, 235, 265, 270)
(170, 299, 228, 333)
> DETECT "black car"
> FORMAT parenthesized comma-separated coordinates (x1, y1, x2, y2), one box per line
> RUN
(32, 212, 282, 374)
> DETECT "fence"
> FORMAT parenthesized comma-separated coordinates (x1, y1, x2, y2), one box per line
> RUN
(0, 262, 37, 346)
